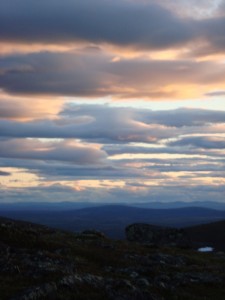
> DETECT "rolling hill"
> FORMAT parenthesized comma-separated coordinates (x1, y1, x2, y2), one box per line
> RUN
(186, 220, 225, 251)
(1, 205, 225, 239)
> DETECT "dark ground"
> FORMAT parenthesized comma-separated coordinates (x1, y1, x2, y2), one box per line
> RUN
(0, 216, 225, 300)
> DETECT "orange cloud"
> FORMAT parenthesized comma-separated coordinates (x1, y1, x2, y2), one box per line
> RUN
(0, 91, 64, 121)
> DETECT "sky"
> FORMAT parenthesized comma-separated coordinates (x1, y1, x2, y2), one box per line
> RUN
(0, 0, 225, 204)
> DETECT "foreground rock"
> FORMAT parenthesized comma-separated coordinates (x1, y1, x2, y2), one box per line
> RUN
(0, 217, 225, 300)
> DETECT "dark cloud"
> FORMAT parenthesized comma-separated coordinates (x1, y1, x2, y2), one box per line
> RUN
(0, 170, 10, 176)
(0, 50, 111, 97)
(169, 136, 225, 149)
(200, 15, 225, 54)
(0, 0, 224, 64)
(0, 0, 225, 56)
(0, 139, 108, 165)
(1, 51, 225, 97)
(104, 144, 225, 158)
(0, 0, 194, 49)
(0, 158, 144, 181)
(205, 90, 225, 97)
(136, 107, 225, 127)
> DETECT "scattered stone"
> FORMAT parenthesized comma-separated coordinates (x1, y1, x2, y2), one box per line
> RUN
(149, 253, 186, 267)
(12, 282, 57, 300)
(136, 278, 150, 288)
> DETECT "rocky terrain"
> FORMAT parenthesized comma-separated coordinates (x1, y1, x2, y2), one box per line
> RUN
(0, 217, 225, 300)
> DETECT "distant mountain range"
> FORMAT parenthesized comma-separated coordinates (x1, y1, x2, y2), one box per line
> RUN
(1, 200, 225, 211)
(1, 204, 225, 239)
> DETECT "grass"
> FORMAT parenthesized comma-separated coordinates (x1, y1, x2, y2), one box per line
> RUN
(1, 217, 225, 300)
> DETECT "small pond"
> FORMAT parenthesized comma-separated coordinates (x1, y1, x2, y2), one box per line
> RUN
(198, 246, 214, 252)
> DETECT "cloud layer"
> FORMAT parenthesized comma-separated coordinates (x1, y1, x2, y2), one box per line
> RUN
(1, 49, 225, 99)
(0, 105, 224, 195)
(0, 0, 224, 54)
(0, 0, 225, 204)
(0, 1, 194, 48)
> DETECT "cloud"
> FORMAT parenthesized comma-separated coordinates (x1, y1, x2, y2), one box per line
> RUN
(205, 90, 225, 97)
(1, 105, 225, 143)
(0, 50, 110, 97)
(168, 136, 225, 149)
(0, 153, 151, 182)
(0, 105, 175, 142)
(1, 182, 225, 204)
(136, 107, 225, 127)
(0, 99, 30, 119)
(104, 144, 225, 159)
(199, 15, 225, 54)
(0, 139, 108, 165)
(0, 0, 225, 205)
(151, 0, 221, 18)
(0, 0, 225, 75)
(0, 99, 63, 120)
(1, 104, 224, 184)
(1, 50, 225, 98)
(0, 0, 225, 57)
(1, 146, 224, 182)
(0, 184, 81, 203)
(0, 170, 10, 176)
(0, 0, 194, 49)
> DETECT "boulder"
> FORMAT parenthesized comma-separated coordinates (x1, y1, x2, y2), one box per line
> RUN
(125, 223, 191, 248)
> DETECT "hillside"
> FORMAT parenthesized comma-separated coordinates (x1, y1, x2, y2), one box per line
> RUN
(1, 205, 225, 239)
(186, 220, 225, 251)
(1, 216, 225, 299)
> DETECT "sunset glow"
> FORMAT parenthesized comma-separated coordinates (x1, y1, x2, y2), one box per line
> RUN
(0, 0, 225, 204)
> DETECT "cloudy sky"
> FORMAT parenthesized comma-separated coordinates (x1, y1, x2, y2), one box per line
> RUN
(0, 0, 225, 204)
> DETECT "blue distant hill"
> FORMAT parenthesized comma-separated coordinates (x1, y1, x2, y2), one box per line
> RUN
(1, 204, 225, 239)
